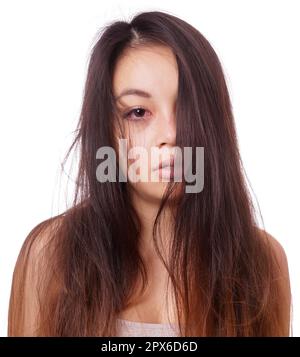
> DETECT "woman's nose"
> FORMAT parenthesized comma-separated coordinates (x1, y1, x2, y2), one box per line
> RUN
(156, 110, 176, 148)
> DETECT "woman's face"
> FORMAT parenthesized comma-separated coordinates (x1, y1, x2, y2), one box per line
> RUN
(112, 44, 180, 203)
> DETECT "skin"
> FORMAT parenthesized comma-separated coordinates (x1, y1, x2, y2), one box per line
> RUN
(111, 44, 292, 332)
(112, 45, 180, 324)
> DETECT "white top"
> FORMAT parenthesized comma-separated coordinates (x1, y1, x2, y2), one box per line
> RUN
(116, 318, 180, 337)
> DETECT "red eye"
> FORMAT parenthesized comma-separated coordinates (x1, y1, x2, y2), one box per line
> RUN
(124, 108, 150, 121)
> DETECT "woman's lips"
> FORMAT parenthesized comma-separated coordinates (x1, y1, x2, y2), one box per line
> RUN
(159, 165, 175, 179)
(152, 155, 182, 181)
(158, 163, 183, 181)
(156, 156, 175, 170)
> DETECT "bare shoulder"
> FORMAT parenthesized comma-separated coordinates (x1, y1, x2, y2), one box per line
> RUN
(258, 229, 290, 277)
(12, 212, 65, 282)
(8, 214, 64, 336)
(25, 214, 64, 250)
(258, 228, 292, 335)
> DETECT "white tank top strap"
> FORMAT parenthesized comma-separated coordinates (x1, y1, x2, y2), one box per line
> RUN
(116, 318, 180, 337)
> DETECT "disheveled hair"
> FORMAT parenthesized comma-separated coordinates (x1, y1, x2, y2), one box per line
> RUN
(8, 10, 291, 336)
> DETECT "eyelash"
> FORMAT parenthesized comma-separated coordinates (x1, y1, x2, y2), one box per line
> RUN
(123, 107, 151, 121)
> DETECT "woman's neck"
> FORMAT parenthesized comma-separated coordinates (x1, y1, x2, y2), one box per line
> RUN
(130, 189, 174, 265)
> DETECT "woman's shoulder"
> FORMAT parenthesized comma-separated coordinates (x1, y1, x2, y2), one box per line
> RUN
(18, 214, 65, 268)
(8, 214, 65, 336)
(257, 228, 289, 274)
(14, 201, 89, 280)
(257, 228, 292, 335)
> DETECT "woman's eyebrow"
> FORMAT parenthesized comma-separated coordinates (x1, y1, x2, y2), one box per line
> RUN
(114, 88, 152, 101)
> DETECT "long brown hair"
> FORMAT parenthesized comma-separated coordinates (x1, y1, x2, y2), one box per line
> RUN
(8, 10, 289, 336)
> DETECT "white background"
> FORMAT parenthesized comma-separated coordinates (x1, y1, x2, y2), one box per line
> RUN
(0, 0, 299, 336)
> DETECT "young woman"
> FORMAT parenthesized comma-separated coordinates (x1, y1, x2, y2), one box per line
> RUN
(8, 10, 291, 337)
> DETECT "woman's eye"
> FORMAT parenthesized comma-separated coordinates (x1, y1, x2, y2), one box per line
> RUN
(123, 108, 150, 121)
